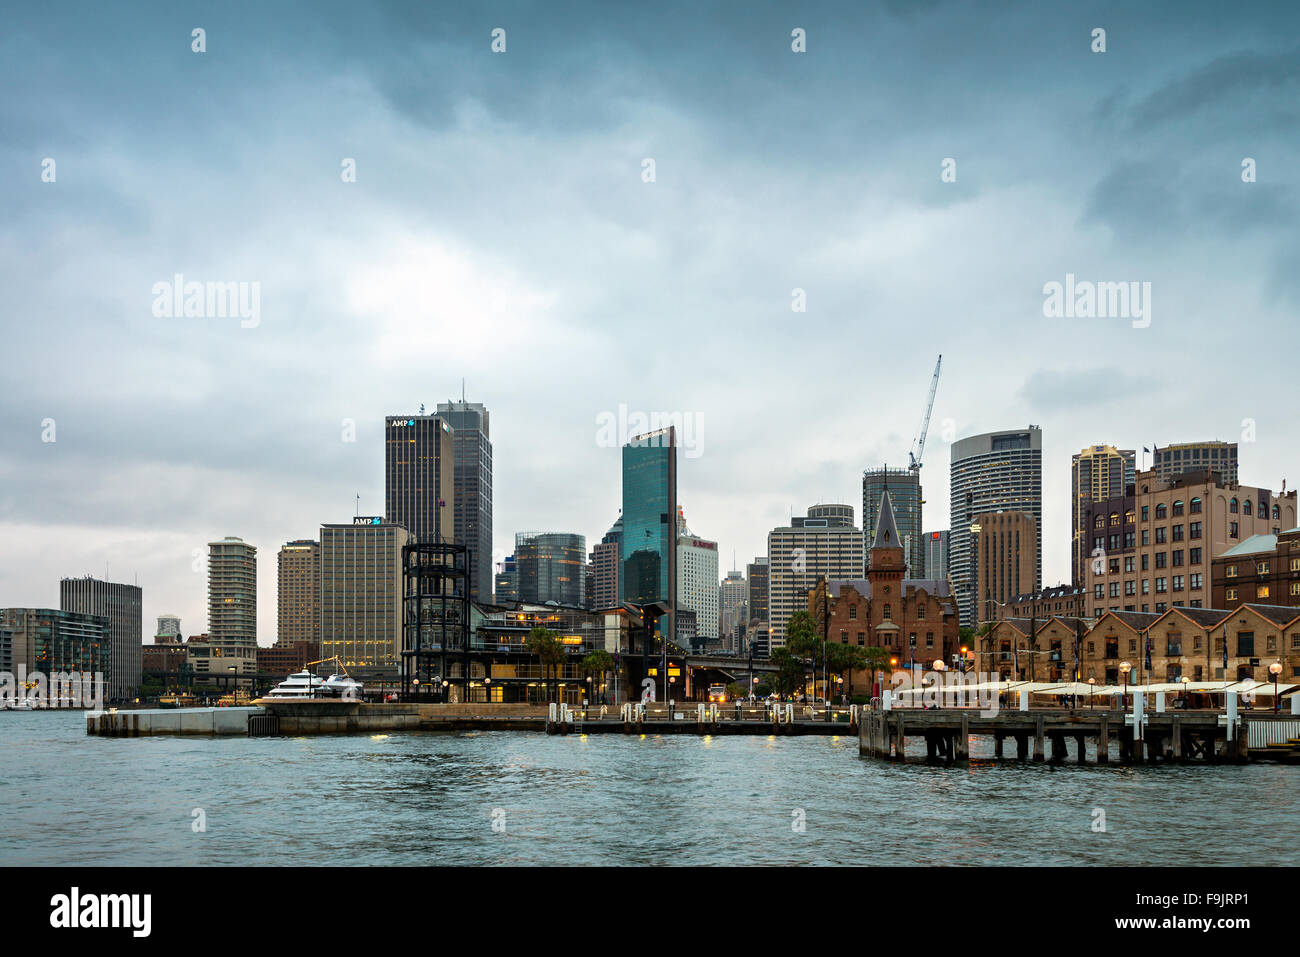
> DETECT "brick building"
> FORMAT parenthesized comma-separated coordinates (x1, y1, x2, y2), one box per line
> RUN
(1083, 469, 1296, 617)
(1074, 604, 1300, 686)
(998, 584, 1088, 621)
(980, 616, 1088, 682)
(1212, 527, 1300, 612)
(808, 490, 960, 693)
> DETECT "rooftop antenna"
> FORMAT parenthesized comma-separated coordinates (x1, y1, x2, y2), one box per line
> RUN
(419, 402, 426, 415)
(462, 378, 466, 403)
(355, 494, 360, 517)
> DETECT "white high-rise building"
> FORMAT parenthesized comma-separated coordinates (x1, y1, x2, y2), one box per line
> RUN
(719, 570, 748, 651)
(676, 511, 719, 648)
(767, 504, 864, 649)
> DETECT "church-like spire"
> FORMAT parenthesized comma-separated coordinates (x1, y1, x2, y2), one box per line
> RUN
(873, 488, 901, 550)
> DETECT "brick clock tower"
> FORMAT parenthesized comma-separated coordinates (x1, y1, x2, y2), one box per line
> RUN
(867, 490, 907, 660)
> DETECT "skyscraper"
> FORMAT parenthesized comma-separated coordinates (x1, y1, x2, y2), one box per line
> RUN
(746, 557, 769, 627)
(495, 555, 518, 602)
(1152, 440, 1238, 484)
(949, 427, 1043, 625)
(437, 399, 493, 603)
(58, 577, 141, 701)
(971, 510, 1037, 623)
(384, 413, 454, 545)
(155, 615, 182, 641)
(676, 512, 719, 647)
(590, 516, 622, 610)
(514, 532, 587, 607)
(277, 539, 320, 651)
(766, 504, 864, 648)
(320, 518, 410, 670)
(207, 537, 257, 647)
(719, 569, 748, 650)
(922, 530, 949, 580)
(1071, 444, 1136, 586)
(622, 427, 678, 639)
(862, 467, 923, 576)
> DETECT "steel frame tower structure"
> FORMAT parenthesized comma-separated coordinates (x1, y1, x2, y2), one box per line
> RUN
(400, 541, 470, 701)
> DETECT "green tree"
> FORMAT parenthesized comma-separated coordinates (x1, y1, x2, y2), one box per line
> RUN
(526, 627, 567, 703)
(766, 647, 807, 697)
(860, 646, 893, 702)
(581, 649, 615, 703)
(784, 610, 822, 696)
(825, 642, 869, 698)
(725, 682, 745, 701)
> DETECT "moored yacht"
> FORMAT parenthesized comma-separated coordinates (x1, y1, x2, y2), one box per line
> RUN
(263, 657, 364, 701)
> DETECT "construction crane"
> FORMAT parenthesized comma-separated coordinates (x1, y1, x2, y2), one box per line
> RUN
(907, 355, 942, 474)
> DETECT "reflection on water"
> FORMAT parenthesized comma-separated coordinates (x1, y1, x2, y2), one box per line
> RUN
(1, 712, 1295, 866)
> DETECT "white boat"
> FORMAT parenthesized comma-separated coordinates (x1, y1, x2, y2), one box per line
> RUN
(263, 670, 327, 699)
(263, 657, 364, 701)
(3, 696, 37, 711)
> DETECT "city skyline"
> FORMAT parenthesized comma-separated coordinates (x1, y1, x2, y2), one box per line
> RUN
(5, 2, 1300, 643)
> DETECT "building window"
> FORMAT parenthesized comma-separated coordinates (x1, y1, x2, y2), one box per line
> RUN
(1230, 522, 1239, 539)
(1190, 573, 1203, 589)
(1237, 632, 1254, 656)
(1173, 575, 1184, 592)
(1141, 530, 1150, 546)
(1226, 587, 1237, 601)
(1141, 554, 1149, 571)
(1124, 509, 1135, 524)
(1094, 584, 1104, 599)
(1172, 550, 1184, 567)
(916, 604, 926, 620)
(857, 632, 865, 646)
(1141, 505, 1150, 521)
(926, 632, 934, 648)
(882, 604, 891, 620)
(1273, 504, 1280, 520)
(1190, 497, 1202, 514)
(1125, 580, 1136, 596)
(840, 630, 849, 644)
(1172, 525, 1184, 542)
(1155, 553, 1167, 569)
(848, 605, 857, 620)
(1230, 498, 1238, 513)
(1172, 501, 1184, 517)
(1155, 504, 1167, 519)
(1257, 585, 1270, 599)
(1109, 582, 1120, 598)
(1125, 557, 1135, 573)
(1190, 548, 1202, 564)
(1243, 500, 1252, 517)
(1257, 561, 1270, 575)
(1156, 577, 1167, 594)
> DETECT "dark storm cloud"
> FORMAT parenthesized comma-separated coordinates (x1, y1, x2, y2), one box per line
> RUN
(2, 0, 1298, 633)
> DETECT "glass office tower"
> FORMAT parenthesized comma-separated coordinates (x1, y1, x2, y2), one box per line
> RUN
(621, 427, 677, 638)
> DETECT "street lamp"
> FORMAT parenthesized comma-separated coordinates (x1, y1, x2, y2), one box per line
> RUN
(1269, 661, 1283, 713)
(1087, 676, 1096, 710)
(1119, 661, 1132, 710)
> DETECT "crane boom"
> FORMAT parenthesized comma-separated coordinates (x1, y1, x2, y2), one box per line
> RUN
(908, 355, 942, 472)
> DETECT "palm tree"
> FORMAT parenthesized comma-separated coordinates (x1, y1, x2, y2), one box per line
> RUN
(862, 646, 892, 703)
(526, 627, 566, 703)
(581, 649, 615, 703)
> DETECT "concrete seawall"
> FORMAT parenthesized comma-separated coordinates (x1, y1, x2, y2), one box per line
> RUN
(87, 707, 262, 736)
(259, 700, 422, 735)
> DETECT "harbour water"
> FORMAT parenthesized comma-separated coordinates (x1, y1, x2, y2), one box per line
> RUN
(2, 711, 1296, 866)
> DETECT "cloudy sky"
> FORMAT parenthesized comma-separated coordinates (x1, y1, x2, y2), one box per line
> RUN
(3, 1, 1298, 642)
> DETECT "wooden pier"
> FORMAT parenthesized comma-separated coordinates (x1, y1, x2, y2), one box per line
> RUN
(859, 708, 1260, 765)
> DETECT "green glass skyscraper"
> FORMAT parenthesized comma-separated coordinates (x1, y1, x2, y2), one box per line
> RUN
(621, 427, 677, 638)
